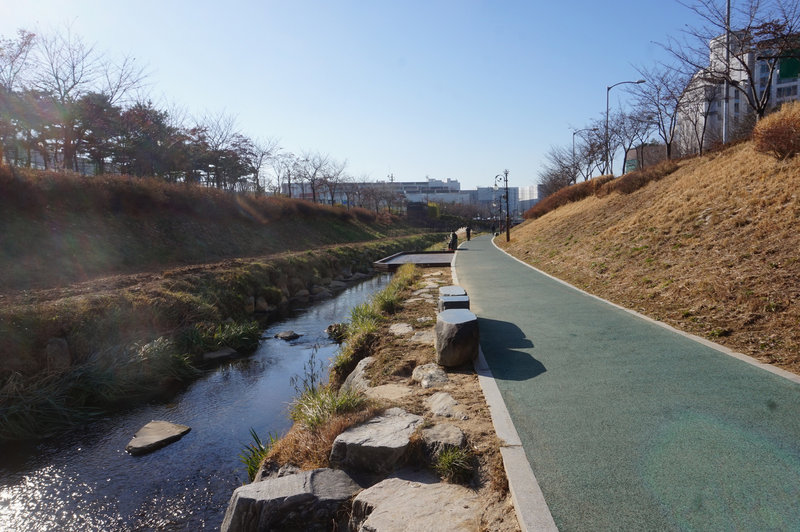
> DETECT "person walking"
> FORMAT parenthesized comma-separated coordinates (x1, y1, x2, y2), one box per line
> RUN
(466, 225, 471, 241)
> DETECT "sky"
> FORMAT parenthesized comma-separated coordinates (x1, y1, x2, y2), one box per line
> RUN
(2, 0, 695, 190)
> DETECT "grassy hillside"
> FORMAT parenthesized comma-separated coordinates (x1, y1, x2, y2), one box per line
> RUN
(0, 167, 408, 291)
(501, 142, 800, 374)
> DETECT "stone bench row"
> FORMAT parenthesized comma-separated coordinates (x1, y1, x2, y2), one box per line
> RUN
(435, 285, 479, 367)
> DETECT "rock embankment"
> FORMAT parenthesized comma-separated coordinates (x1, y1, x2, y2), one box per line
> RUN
(221, 268, 520, 531)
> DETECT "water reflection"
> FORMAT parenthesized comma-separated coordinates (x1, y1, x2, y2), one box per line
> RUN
(0, 274, 390, 531)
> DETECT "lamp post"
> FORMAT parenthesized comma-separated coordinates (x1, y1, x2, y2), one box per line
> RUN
(572, 127, 598, 182)
(494, 170, 510, 242)
(605, 79, 645, 175)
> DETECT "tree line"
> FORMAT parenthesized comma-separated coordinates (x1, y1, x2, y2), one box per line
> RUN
(0, 26, 401, 208)
(539, 0, 800, 197)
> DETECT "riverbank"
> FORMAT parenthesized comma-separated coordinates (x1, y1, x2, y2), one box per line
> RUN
(0, 234, 443, 442)
(230, 264, 520, 530)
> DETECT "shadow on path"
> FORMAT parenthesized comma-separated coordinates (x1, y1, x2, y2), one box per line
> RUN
(478, 317, 545, 381)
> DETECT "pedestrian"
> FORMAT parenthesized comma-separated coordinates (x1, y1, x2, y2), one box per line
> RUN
(449, 231, 458, 250)
(491, 224, 496, 236)
(466, 225, 471, 241)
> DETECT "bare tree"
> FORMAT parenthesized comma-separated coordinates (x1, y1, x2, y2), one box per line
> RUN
(297, 150, 329, 203)
(246, 137, 279, 193)
(631, 66, 689, 159)
(322, 158, 347, 205)
(0, 29, 36, 165)
(665, 0, 800, 121)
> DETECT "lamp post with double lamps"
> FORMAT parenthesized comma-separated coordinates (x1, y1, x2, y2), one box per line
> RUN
(494, 170, 510, 242)
(605, 79, 645, 174)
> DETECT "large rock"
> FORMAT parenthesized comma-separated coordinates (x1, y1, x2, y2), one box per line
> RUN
(341, 356, 375, 394)
(221, 468, 362, 532)
(125, 420, 191, 456)
(434, 309, 479, 367)
(274, 330, 300, 341)
(411, 363, 449, 388)
(349, 476, 480, 531)
(329, 408, 423, 474)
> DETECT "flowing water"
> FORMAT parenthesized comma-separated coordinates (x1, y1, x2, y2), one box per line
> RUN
(0, 274, 391, 531)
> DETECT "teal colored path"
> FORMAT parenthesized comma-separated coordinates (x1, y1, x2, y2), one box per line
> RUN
(455, 235, 800, 531)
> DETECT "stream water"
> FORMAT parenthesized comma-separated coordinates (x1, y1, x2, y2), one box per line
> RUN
(0, 274, 392, 531)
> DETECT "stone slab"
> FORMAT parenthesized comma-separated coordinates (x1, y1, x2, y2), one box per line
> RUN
(126, 420, 191, 456)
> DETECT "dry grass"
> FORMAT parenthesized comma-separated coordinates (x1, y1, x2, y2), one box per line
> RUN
(753, 101, 800, 159)
(502, 141, 800, 374)
(266, 407, 382, 469)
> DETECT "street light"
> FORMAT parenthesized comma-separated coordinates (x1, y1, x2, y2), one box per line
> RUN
(572, 127, 598, 181)
(605, 79, 645, 175)
(494, 170, 510, 242)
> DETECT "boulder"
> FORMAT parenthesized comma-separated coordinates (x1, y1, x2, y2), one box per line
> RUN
(45, 338, 71, 372)
(221, 468, 362, 532)
(438, 285, 467, 298)
(125, 420, 191, 456)
(202, 347, 238, 362)
(244, 296, 255, 314)
(293, 289, 310, 299)
(329, 408, 423, 474)
(416, 316, 434, 323)
(388, 323, 413, 336)
(426, 392, 469, 420)
(435, 309, 479, 367)
(310, 285, 327, 295)
(274, 330, 300, 341)
(349, 476, 480, 531)
(329, 280, 348, 290)
(411, 363, 449, 388)
(341, 356, 374, 394)
(421, 424, 467, 457)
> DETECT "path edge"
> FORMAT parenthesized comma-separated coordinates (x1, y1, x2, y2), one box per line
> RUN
(453, 243, 559, 532)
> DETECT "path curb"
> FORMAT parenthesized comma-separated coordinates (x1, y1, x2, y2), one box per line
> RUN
(453, 243, 558, 532)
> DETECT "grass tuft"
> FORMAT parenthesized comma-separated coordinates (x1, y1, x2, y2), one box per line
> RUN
(753, 101, 800, 159)
(239, 428, 278, 482)
(434, 446, 474, 484)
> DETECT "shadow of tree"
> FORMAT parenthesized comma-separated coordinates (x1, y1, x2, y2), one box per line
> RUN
(478, 317, 545, 381)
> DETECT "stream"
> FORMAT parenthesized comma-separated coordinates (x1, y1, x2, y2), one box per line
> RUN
(0, 274, 392, 531)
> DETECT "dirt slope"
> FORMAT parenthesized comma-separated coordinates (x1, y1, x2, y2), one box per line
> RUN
(500, 142, 800, 374)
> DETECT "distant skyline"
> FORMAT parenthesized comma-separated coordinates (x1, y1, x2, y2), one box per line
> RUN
(2, 1, 694, 190)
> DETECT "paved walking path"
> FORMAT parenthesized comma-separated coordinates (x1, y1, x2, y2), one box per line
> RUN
(455, 235, 800, 531)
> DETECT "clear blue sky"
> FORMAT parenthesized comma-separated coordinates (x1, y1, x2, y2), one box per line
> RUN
(3, 0, 693, 189)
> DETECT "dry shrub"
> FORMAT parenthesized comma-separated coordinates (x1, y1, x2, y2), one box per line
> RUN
(753, 101, 800, 159)
(599, 160, 679, 196)
(266, 406, 381, 469)
(524, 175, 615, 220)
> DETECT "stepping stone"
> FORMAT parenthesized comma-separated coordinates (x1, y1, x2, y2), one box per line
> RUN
(274, 330, 300, 341)
(365, 383, 413, 401)
(412, 288, 431, 296)
(435, 309, 479, 367)
(410, 330, 435, 345)
(426, 392, 469, 420)
(411, 363, 449, 388)
(389, 323, 414, 335)
(126, 420, 191, 456)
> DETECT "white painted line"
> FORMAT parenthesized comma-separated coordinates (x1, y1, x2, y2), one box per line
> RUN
(491, 238, 800, 386)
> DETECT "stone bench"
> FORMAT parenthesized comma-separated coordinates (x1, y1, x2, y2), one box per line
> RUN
(438, 285, 467, 297)
(438, 294, 470, 312)
(434, 309, 479, 367)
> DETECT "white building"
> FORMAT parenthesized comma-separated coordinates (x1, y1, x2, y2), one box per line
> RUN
(676, 31, 800, 154)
